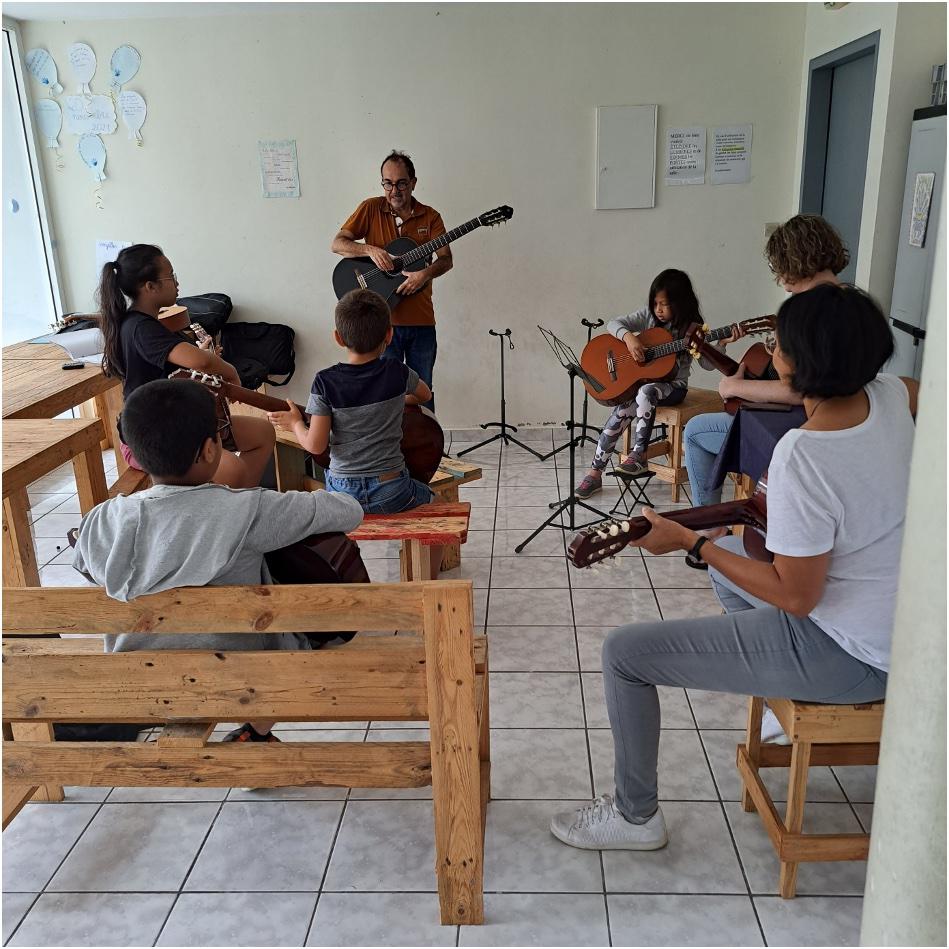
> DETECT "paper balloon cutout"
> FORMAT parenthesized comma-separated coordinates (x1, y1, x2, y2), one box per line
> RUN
(78, 133, 107, 181)
(26, 48, 64, 95)
(118, 91, 147, 142)
(64, 95, 116, 135)
(35, 100, 63, 148)
(110, 45, 141, 91)
(68, 43, 97, 94)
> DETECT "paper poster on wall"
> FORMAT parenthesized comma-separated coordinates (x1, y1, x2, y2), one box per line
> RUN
(711, 125, 752, 185)
(35, 100, 63, 147)
(258, 140, 300, 198)
(95, 239, 132, 282)
(78, 134, 107, 181)
(110, 45, 141, 92)
(68, 43, 97, 95)
(665, 127, 706, 185)
(119, 91, 147, 142)
(908, 172, 935, 247)
(25, 48, 64, 95)
(64, 95, 117, 135)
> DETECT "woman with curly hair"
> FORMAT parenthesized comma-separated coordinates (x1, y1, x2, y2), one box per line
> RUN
(682, 214, 848, 520)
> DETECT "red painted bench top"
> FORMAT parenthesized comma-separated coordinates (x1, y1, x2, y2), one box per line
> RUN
(348, 502, 471, 546)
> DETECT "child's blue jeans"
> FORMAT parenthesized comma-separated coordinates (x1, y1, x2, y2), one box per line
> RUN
(325, 468, 434, 514)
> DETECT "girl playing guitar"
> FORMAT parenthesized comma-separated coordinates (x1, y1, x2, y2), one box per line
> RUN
(551, 284, 917, 854)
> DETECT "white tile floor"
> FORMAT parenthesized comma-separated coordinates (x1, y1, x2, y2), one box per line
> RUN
(2, 431, 873, 946)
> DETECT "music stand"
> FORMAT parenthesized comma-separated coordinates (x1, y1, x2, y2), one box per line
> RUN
(541, 317, 604, 460)
(515, 326, 612, 553)
(457, 328, 545, 459)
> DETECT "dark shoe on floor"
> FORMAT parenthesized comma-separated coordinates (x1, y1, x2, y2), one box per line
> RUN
(222, 723, 281, 743)
(616, 453, 648, 476)
(575, 474, 602, 499)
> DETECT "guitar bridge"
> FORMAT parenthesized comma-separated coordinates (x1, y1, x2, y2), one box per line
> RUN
(606, 350, 617, 382)
(354, 268, 368, 290)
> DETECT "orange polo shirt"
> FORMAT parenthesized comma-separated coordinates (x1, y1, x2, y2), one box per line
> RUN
(340, 196, 447, 327)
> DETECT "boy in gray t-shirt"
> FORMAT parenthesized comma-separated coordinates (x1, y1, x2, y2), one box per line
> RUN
(73, 378, 364, 744)
(268, 289, 435, 516)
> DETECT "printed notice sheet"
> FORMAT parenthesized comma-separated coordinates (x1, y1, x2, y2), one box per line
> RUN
(711, 125, 752, 185)
(908, 172, 935, 247)
(665, 127, 706, 185)
(258, 140, 300, 198)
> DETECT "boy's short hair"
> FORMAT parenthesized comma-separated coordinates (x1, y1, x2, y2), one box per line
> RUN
(122, 379, 219, 477)
(765, 214, 850, 282)
(776, 284, 894, 399)
(335, 289, 391, 354)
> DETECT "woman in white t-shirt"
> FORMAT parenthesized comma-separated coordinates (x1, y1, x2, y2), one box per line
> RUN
(551, 284, 917, 853)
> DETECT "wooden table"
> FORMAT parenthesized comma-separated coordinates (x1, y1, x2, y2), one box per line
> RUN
(1, 355, 124, 472)
(2, 418, 108, 587)
(2, 340, 76, 360)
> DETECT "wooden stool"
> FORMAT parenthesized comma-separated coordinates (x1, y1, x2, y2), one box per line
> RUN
(736, 696, 883, 898)
(621, 388, 721, 502)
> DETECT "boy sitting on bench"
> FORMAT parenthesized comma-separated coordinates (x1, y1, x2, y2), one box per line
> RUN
(72, 378, 364, 744)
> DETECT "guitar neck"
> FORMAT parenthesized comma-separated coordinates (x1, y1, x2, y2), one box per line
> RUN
(222, 381, 308, 418)
(398, 218, 482, 266)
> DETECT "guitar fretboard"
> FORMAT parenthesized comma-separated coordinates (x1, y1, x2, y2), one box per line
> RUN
(642, 324, 730, 362)
(398, 218, 482, 266)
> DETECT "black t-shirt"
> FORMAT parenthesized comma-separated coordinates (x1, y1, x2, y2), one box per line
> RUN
(117, 311, 185, 398)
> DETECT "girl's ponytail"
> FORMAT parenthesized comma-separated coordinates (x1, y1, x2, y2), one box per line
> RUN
(96, 244, 164, 378)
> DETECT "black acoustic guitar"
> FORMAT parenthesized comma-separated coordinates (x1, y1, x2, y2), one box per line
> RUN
(332, 205, 513, 309)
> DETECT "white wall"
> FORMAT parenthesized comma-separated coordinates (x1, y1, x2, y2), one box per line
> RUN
(19, 2, 807, 428)
(792, 2, 947, 311)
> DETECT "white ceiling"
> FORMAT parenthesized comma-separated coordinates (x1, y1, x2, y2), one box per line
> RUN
(3, 1, 316, 22)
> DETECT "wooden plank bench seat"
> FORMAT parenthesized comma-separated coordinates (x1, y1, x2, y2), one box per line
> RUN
(349, 501, 471, 581)
(2, 580, 489, 925)
(106, 466, 152, 499)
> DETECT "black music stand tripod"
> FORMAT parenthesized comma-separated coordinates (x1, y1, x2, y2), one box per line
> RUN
(457, 328, 545, 459)
(541, 317, 604, 460)
(515, 326, 611, 553)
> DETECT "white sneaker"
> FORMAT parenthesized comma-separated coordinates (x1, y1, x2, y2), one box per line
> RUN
(761, 707, 791, 745)
(550, 794, 668, 850)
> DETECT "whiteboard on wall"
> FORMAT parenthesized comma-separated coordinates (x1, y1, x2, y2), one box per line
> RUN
(595, 105, 657, 209)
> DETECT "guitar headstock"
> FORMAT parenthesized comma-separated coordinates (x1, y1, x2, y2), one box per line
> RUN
(478, 206, 514, 227)
(567, 516, 646, 568)
(738, 315, 777, 336)
(168, 367, 225, 390)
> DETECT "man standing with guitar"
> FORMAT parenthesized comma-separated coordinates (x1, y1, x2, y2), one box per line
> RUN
(331, 151, 452, 410)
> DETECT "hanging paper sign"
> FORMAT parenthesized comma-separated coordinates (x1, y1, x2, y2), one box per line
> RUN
(118, 91, 147, 142)
(64, 95, 117, 135)
(35, 99, 63, 147)
(78, 134, 107, 181)
(68, 43, 97, 94)
(110, 45, 141, 92)
(26, 48, 64, 95)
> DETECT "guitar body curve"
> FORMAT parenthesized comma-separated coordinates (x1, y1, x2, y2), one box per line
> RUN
(332, 237, 427, 311)
(723, 342, 776, 415)
(580, 327, 679, 407)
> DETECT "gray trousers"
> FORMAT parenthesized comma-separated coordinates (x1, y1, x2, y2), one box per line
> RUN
(603, 536, 888, 820)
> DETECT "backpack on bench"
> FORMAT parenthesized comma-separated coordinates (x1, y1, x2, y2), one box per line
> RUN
(220, 321, 296, 389)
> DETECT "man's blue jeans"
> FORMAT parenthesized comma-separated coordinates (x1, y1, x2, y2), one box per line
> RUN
(683, 411, 734, 507)
(382, 325, 437, 411)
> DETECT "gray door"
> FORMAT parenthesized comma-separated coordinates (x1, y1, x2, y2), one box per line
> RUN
(820, 53, 875, 284)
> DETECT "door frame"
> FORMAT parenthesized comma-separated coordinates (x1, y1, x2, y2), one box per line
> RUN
(3, 15, 64, 321)
(799, 30, 881, 271)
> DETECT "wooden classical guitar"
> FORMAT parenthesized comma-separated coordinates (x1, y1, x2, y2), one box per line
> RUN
(579, 316, 775, 407)
(693, 338, 786, 415)
(332, 205, 513, 309)
(567, 476, 769, 567)
(168, 368, 445, 484)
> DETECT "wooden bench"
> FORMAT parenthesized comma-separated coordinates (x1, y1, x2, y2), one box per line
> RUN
(737, 696, 883, 898)
(350, 501, 471, 581)
(2, 580, 490, 925)
(106, 466, 152, 499)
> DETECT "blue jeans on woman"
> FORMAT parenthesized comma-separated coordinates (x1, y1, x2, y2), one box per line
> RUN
(325, 469, 434, 515)
(683, 411, 734, 507)
(382, 325, 437, 411)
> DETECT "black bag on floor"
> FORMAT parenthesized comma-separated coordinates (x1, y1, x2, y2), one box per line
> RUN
(54, 723, 149, 741)
(176, 293, 233, 335)
(220, 321, 296, 388)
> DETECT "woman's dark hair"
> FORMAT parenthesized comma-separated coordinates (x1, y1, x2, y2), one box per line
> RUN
(335, 289, 391, 353)
(97, 243, 165, 379)
(380, 149, 415, 179)
(648, 269, 701, 336)
(765, 215, 850, 282)
(776, 284, 894, 398)
(122, 379, 218, 477)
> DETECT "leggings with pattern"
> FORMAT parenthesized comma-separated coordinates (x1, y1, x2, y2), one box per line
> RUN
(591, 382, 687, 472)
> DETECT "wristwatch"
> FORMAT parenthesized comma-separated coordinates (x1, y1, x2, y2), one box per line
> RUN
(685, 536, 709, 567)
